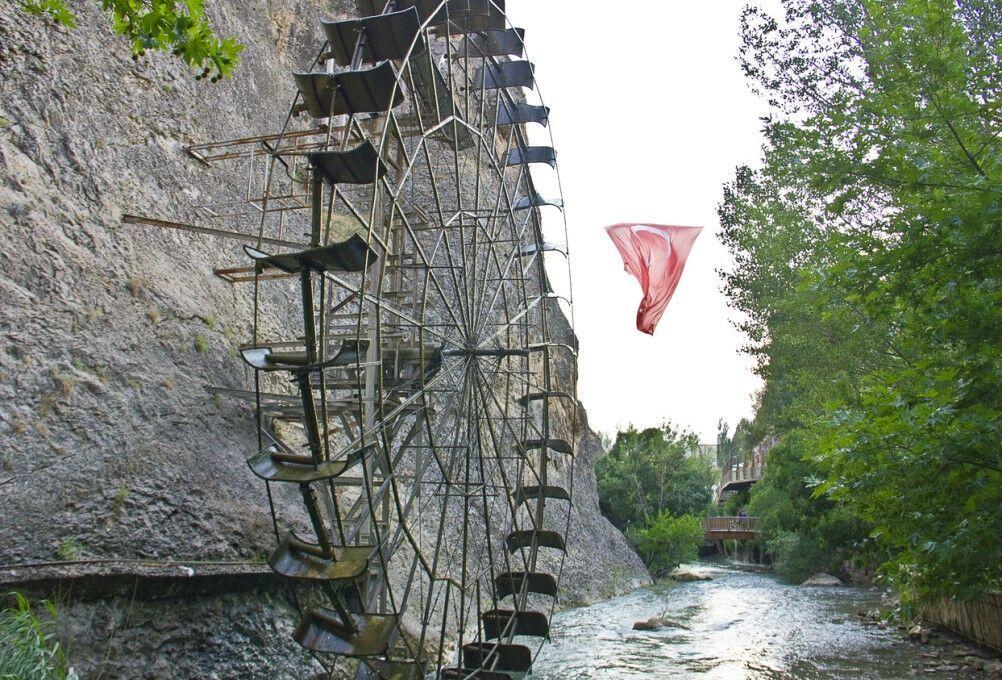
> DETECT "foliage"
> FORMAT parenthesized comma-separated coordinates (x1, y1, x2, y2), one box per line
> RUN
(764, 530, 828, 584)
(721, 489, 748, 517)
(745, 435, 870, 581)
(822, 365, 1002, 602)
(722, 0, 1001, 601)
(55, 539, 80, 562)
(596, 425, 715, 575)
(596, 424, 715, 530)
(715, 419, 736, 469)
(0, 593, 71, 680)
(18, 0, 242, 79)
(629, 513, 704, 578)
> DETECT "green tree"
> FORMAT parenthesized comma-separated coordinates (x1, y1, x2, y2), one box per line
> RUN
(596, 424, 716, 575)
(629, 513, 704, 577)
(596, 424, 715, 530)
(745, 435, 871, 582)
(18, 0, 242, 79)
(722, 0, 1001, 601)
(715, 419, 737, 468)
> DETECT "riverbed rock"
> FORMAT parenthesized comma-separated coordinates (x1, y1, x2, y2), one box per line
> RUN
(907, 624, 930, 643)
(963, 656, 985, 670)
(801, 573, 843, 586)
(929, 664, 961, 673)
(671, 570, 712, 582)
(633, 616, 691, 631)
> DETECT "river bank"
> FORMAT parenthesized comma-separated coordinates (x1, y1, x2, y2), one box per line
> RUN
(534, 561, 1001, 679)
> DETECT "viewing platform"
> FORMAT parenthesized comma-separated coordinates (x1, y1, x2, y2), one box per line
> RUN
(702, 516, 760, 542)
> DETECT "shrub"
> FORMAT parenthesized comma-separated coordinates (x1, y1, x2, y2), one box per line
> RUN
(629, 513, 704, 577)
(765, 530, 828, 584)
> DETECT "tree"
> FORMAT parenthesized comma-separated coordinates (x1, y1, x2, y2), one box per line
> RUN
(715, 419, 736, 469)
(745, 434, 871, 582)
(629, 513, 704, 577)
(596, 424, 715, 531)
(722, 0, 1001, 601)
(18, 0, 243, 80)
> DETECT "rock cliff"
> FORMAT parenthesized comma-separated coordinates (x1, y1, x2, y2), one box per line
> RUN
(0, 0, 649, 676)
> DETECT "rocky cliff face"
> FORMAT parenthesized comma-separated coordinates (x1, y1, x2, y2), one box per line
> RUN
(0, 0, 648, 676)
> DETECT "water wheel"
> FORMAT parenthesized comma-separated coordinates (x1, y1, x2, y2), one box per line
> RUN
(203, 2, 580, 677)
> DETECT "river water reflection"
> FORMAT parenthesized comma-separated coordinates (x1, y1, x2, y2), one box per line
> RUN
(533, 561, 961, 679)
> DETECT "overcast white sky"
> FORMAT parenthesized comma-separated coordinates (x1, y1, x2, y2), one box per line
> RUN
(506, 1, 777, 442)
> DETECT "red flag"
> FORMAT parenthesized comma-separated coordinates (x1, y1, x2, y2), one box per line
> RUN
(605, 223, 702, 335)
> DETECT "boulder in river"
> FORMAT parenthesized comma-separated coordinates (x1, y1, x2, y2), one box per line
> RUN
(801, 573, 843, 586)
(908, 624, 931, 643)
(633, 616, 691, 631)
(671, 570, 712, 582)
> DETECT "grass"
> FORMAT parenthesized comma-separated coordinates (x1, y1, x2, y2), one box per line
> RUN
(53, 373, 75, 399)
(55, 540, 80, 562)
(193, 334, 208, 353)
(113, 485, 128, 512)
(38, 371, 75, 417)
(0, 592, 71, 679)
(125, 276, 147, 298)
(104, 486, 129, 529)
(70, 360, 107, 384)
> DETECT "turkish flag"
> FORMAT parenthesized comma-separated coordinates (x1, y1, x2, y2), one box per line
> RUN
(605, 223, 702, 335)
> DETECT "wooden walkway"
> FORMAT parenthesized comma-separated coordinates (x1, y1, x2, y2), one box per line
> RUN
(716, 462, 764, 499)
(702, 516, 760, 541)
(715, 436, 777, 504)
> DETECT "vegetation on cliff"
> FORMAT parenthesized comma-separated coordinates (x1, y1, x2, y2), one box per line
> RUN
(720, 0, 1000, 602)
(17, 0, 242, 79)
(0, 593, 71, 680)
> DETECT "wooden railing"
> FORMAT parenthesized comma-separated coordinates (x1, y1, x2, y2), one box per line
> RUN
(702, 516, 760, 534)
(719, 462, 764, 487)
(716, 436, 778, 502)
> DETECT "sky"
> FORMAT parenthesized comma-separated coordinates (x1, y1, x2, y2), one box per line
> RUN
(505, 1, 777, 442)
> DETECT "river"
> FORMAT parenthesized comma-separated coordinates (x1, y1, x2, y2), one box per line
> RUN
(533, 561, 978, 679)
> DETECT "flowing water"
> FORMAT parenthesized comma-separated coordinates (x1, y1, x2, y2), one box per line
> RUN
(533, 561, 966, 679)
